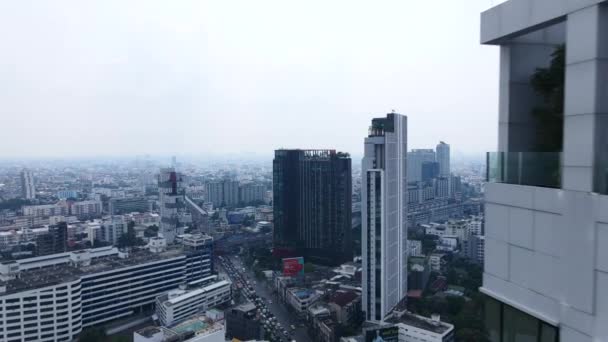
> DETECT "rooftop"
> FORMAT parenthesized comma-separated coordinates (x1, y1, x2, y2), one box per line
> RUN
(386, 311, 453, 335)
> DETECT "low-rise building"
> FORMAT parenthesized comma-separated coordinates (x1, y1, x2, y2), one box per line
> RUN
(135, 314, 225, 342)
(155, 279, 231, 327)
(285, 288, 320, 317)
(386, 311, 454, 342)
(225, 302, 263, 341)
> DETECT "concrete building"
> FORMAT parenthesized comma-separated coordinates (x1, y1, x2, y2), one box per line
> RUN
(69, 200, 102, 218)
(134, 315, 225, 342)
(109, 197, 150, 215)
(23, 203, 68, 217)
(285, 288, 321, 317)
(385, 311, 454, 342)
(35, 222, 67, 256)
(158, 168, 190, 243)
(20, 169, 35, 200)
(480, 1, 608, 340)
(205, 180, 239, 207)
(407, 149, 436, 183)
(225, 302, 264, 341)
(0, 235, 215, 336)
(155, 279, 231, 327)
(435, 142, 450, 177)
(56, 190, 78, 200)
(361, 112, 408, 322)
(238, 183, 266, 204)
(407, 240, 422, 257)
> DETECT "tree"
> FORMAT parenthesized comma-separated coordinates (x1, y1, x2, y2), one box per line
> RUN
(304, 263, 315, 273)
(0, 198, 32, 211)
(530, 45, 565, 152)
(117, 220, 143, 248)
(144, 224, 159, 238)
(421, 234, 438, 255)
(79, 327, 107, 342)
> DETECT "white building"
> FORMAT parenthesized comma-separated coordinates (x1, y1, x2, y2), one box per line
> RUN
(20, 169, 35, 200)
(435, 142, 450, 177)
(155, 279, 231, 327)
(23, 203, 68, 217)
(0, 235, 215, 336)
(385, 311, 454, 342)
(362, 112, 408, 322)
(285, 288, 321, 316)
(69, 200, 102, 218)
(481, 1, 608, 340)
(429, 254, 444, 272)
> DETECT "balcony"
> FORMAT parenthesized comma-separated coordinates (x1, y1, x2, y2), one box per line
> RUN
(486, 152, 561, 189)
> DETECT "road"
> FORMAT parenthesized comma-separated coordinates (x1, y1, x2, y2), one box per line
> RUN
(230, 256, 312, 342)
(218, 255, 313, 342)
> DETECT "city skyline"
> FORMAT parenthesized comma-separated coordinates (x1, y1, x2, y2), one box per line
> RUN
(0, 0, 499, 159)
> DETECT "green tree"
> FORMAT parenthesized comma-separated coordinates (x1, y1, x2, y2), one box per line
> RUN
(117, 220, 143, 248)
(144, 224, 159, 238)
(304, 263, 315, 273)
(79, 327, 107, 342)
(530, 45, 565, 152)
(0, 198, 32, 211)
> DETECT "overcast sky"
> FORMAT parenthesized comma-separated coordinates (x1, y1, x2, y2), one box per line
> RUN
(0, 0, 503, 159)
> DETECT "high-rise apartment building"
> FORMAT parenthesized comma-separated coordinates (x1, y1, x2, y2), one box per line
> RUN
(158, 168, 190, 243)
(205, 180, 239, 207)
(481, 1, 608, 340)
(20, 169, 35, 200)
(436, 141, 450, 177)
(36, 222, 67, 256)
(407, 149, 436, 183)
(273, 149, 352, 265)
(361, 112, 408, 322)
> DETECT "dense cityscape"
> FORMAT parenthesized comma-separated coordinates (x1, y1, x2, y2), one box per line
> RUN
(2, 0, 607, 342)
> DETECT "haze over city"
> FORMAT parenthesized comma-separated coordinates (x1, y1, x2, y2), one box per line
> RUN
(1, 0, 500, 159)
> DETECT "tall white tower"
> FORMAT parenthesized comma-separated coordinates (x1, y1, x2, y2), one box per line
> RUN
(20, 169, 35, 200)
(436, 141, 450, 177)
(361, 112, 408, 322)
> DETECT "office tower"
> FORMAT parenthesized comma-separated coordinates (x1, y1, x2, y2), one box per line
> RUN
(205, 180, 239, 207)
(481, 2, 607, 340)
(20, 169, 35, 199)
(407, 149, 436, 183)
(361, 112, 407, 322)
(436, 141, 450, 177)
(238, 183, 266, 204)
(421, 161, 440, 182)
(273, 149, 352, 265)
(35, 222, 67, 256)
(158, 168, 188, 243)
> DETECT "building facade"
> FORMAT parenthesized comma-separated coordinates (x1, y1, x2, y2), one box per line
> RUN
(481, 1, 608, 340)
(273, 149, 352, 265)
(158, 168, 190, 244)
(435, 142, 450, 177)
(361, 112, 408, 322)
(205, 180, 239, 208)
(109, 197, 150, 215)
(407, 149, 436, 183)
(225, 302, 263, 341)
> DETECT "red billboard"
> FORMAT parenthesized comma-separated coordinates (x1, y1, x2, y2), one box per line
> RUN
(282, 257, 304, 277)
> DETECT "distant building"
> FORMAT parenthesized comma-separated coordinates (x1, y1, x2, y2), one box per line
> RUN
(407, 149, 436, 183)
(56, 190, 79, 200)
(205, 180, 239, 207)
(69, 200, 102, 218)
(421, 161, 440, 182)
(408, 256, 431, 292)
(225, 302, 264, 341)
(20, 169, 35, 199)
(109, 197, 150, 215)
(158, 168, 190, 243)
(328, 290, 361, 325)
(362, 113, 408, 322)
(407, 240, 422, 257)
(238, 183, 265, 204)
(273, 149, 352, 265)
(435, 141, 450, 177)
(36, 222, 67, 256)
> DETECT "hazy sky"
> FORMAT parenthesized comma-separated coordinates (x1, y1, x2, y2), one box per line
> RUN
(0, 0, 503, 159)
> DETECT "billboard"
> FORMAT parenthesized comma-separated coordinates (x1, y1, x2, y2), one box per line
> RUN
(282, 257, 304, 277)
(364, 325, 399, 342)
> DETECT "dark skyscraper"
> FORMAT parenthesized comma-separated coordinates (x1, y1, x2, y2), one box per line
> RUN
(36, 222, 67, 256)
(273, 149, 352, 265)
